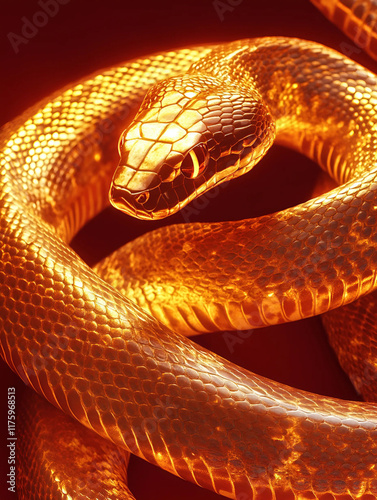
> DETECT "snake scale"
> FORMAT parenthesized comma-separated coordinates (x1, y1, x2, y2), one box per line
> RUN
(3, 0, 377, 498)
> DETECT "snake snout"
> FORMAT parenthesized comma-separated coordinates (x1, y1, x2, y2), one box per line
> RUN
(110, 183, 159, 219)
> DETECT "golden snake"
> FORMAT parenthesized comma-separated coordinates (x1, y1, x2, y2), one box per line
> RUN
(3, 0, 377, 498)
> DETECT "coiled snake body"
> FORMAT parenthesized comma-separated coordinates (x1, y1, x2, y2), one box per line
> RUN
(3, 1, 377, 498)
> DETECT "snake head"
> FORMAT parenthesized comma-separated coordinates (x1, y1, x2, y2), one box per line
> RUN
(110, 74, 274, 219)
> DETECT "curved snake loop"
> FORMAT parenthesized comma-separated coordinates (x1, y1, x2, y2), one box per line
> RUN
(3, 0, 377, 498)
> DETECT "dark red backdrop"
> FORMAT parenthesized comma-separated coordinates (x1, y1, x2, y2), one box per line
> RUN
(0, 1, 373, 499)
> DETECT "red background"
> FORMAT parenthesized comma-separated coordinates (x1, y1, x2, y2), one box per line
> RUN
(0, 1, 373, 498)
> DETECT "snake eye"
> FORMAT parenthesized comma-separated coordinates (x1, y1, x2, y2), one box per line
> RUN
(180, 144, 209, 179)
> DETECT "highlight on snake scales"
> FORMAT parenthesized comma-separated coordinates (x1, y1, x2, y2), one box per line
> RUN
(4, 0, 377, 499)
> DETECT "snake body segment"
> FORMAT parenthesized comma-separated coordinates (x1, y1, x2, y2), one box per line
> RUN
(312, 0, 377, 59)
(2, 5, 377, 499)
(17, 390, 134, 499)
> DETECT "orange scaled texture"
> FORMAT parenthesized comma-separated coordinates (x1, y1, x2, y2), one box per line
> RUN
(2, 1, 377, 499)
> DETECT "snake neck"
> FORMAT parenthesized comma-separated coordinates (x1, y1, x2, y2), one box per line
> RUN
(190, 37, 377, 185)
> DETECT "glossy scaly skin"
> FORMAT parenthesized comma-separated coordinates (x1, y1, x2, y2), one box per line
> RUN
(312, 0, 377, 60)
(2, 15, 377, 500)
(105, 36, 377, 336)
(17, 390, 135, 499)
(0, 46, 215, 499)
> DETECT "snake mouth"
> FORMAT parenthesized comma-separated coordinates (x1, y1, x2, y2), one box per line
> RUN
(110, 183, 172, 220)
(110, 171, 208, 220)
